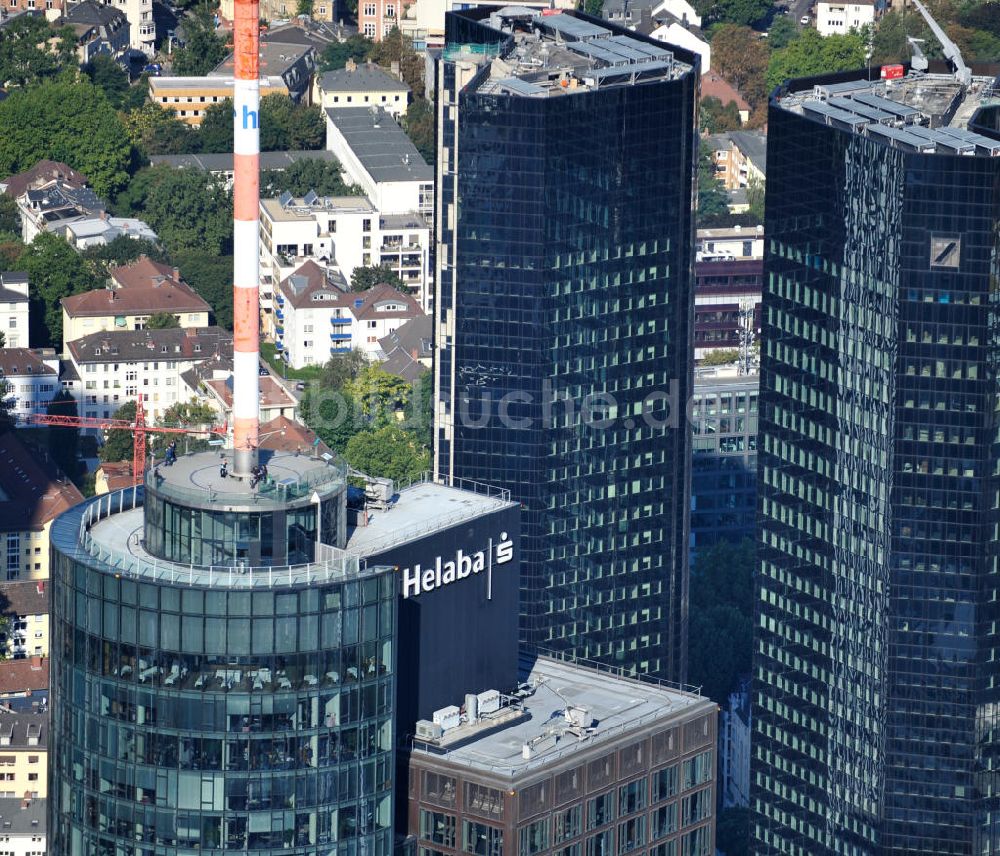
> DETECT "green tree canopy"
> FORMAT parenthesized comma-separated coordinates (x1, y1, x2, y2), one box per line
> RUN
(123, 102, 201, 158)
(700, 96, 743, 133)
(767, 14, 798, 49)
(18, 232, 96, 348)
(403, 370, 432, 448)
(146, 311, 180, 329)
(320, 350, 368, 390)
(403, 98, 434, 164)
(344, 424, 429, 484)
(261, 158, 360, 197)
(83, 53, 130, 109)
(696, 141, 731, 227)
(367, 28, 424, 94)
(171, 3, 229, 76)
(710, 24, 770, 108)
(301, 386, 362, 452)
(350, 264, 405, 292)
(99, 401, 138, 462)
(345, 364, 411, 421)
(199, 95, 325, 154)
(0, 16, 72, 88)
(81, 236, 167, 272)
(115, 165, 232, 255)
(0, 195, 18, 236)
(767, 28, 867, 90)
(318, 36, 374, 72)
(697, 0, 770, 27)
(0, 77, 133, 198)
(700, 348, 741, 366)
(171, 250, 234, 329)
(197, 100, 234, 154)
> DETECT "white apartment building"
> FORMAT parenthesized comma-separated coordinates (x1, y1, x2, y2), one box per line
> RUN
(815, 0, 874, 35)
(0, 350, 60, 422)
(259, 194, 432, 332)
(0, 274, 30, 350)
(276, 261, 424, 368)
(324, 107, 434, 217)
(0, 797, 46, 856)
(110, 0, 155, 54)
(65, 327, 232, 421)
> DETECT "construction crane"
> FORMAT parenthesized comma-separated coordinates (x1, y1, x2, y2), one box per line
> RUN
(22, 396, 228, 486)
(909, 0, 971, 86)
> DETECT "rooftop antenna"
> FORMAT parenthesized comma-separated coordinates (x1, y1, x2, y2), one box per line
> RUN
(909, 0, 971, 86)
(232, 0, 262, 475)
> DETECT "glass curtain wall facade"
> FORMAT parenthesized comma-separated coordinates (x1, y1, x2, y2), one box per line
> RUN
(434, 10, 698, 680)
(49, 489, 397, 856)
(751, 81, 1000, 854)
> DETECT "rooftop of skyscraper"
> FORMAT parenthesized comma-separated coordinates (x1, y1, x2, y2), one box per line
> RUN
(409, 655, 712, 779)
(451, 8, 693, 98)
(775, 68, 1000, 156)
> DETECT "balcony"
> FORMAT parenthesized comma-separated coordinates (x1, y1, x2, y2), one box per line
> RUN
(330, 316, 351, 325)
(330, 332, 351, 342)
(275, 309, 284, 320)
(275, 341, 284, 351)
(276, 295, 285, 306)
(330, 346, 352, 355)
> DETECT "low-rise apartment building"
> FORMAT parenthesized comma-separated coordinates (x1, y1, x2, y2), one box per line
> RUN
(0, 714, 46, 799)
(815, 0, 875, 35)
(259, 194, 432, 326)
(325, 107, 434, 216)
(0, 274, 30, 351)
(0, 581, 48, 661)
(149, 75, 289, 125)
(0, 432, 83, 582)
(0, 796, 46, 855)
(0, 657, 48, 711)
(61, 257, 211, 353)
(276, 261, 424, 367)
(63, 0, 131, 61)
(63, 216, 158, 250)
(210, 39, 317, 103)
(0, 350, 60, 422)
(0, 161, 88, 201)
(313, 60, 410, 117)
(16, 182, 106, 244)
(66, 327, 232, 421)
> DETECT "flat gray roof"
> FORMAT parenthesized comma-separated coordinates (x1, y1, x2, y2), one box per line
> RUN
(150, 150, 339, 172)
(411, 656, 712, 780)
(325, 107, 434, 183)
(346, 480, 514, 558)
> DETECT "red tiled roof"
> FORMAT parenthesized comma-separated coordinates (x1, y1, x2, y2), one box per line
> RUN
(0, 432, 83, 532)
(204, 375, 296, 410)
(97, 461, 134, 493)
(349, 283, 423, 321)
(258, 415, 331, 456)
(701, 70, 750, 112)
(62, 256, 210, 318)
(0, 657, 48, 695)
(0, 350, 56, 378)
(0, 160, 89, 199)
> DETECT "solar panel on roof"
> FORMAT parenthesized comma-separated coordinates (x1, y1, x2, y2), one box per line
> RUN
(571, 41, 628, 64)
(618, 38, 672, 60)
(583, 59, 675, 81)
(903, 126, 973, 152)
(497, 77, 546, 96)
(827, 97, 895, 124)
(865, 123, 935, 151)
(802, 101, 868, 129)
(814, 80, 872, 98)
(536, 13, 609, 40)
(602, 35, 652, 61)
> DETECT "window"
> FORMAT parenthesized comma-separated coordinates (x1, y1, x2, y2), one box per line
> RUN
(363, 2, 375, 13)
(553, 805, 582, 843)
(586, 831, 613, 856)
(680, 789, 711, 826)
(587, 792, 614, 830)
(619, 779, 645, 815)
(7, 318, 14, 329)
(653, 766, 677, 802)
(680, 826, 710, 856)
(463, 820, 502, 856)
(681, 751, 712, 789)
(419, 810, 456, 848)
(651, 803, 677, 840)
(519, 819, 548, 856)
(385, 2, 394, 14)
(363, 218, 372, 232)
(5, 534, 18, 580)
(618, 816, 645, 854)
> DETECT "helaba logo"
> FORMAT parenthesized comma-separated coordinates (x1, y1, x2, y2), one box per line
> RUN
(402, 533, 514, 598)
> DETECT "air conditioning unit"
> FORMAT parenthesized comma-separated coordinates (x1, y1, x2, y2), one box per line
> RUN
(432, 705, 461, 731)
(565, 706, 591, 729)
(415, 719, 443, 740)
(477, 689, 501, 714)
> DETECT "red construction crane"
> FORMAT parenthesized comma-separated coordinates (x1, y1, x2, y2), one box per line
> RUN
(24, 396, 228, 485)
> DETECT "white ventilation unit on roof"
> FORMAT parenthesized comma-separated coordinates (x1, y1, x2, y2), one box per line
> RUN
(432, 705, 461, 731)
(477, 689, 501, 714)
(415, 719, 443, 740)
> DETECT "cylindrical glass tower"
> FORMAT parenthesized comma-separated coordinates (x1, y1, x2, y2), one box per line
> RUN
(49, 450, 396, 855)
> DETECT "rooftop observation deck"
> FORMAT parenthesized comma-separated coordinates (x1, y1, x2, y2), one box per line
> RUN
(777, 71, 1000, 156)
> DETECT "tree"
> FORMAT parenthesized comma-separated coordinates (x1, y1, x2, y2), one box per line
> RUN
(115, 165, 232, 256)
(259, 94, 325, 151)
(717, 807, 750, 856)
(318, 36, 374, 72)
(403, 98, 434, 164)
(700, 96, 743, 133)
(46, 391, 80, 482)
(123, 102, 201, 158)
(18, 232, 95, 348)
(367, 28, 424, 95)
(0, 195, 18, 236)
(710, 25, 770, 108)
(767, 14, 798, 49)
(302, 386, 362, 452)
(171, 250, 234, 329)
(297, 0, 314, 15)
(99, 401, 138, 462)
(350, 264, 405, 292)
(0, 77, 133, 198)
(700, 348, 740, 366)
(121, 74, 152, 112)
(584, 0, 603, 15)
(344, 424, 429, 484)
(767, 28, 867, 90)
(746, 176, 765, 224)
(171, 3, 229, 76)
(152, 398, 218, 455)
(345, 364, 411, 421)
(147, 311, 180, 329)
(321, 349, 368, 390)
(698, 0, 770, 27)
(83, 54, 130, 109)
(261, 158, 360, 197)
(696, 141, 730, 227)
(404, 369, 432, 448)
(197, 100, 234, 154)
(0, 16, 67, 88)
(81, 236, 167, 272)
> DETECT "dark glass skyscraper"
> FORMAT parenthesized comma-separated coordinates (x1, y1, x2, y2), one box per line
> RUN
(433, 8, 698, 680)
(752, 71, 1000, 854)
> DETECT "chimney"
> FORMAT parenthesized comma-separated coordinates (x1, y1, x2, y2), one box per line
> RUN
(29, 655, 41, 670)
(172, 266, 180, 281)
(391, 60, 400, 78)
(35, 581, 44, 595)
(232, 0, 261, 475)
(346, 57, 357, 72)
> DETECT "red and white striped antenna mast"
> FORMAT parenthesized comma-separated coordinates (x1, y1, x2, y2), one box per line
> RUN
(231, 0, 261, 475)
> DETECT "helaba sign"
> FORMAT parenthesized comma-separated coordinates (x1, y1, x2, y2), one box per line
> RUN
(402, 533, 514, 599)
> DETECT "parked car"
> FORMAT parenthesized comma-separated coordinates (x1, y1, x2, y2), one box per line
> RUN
(800, 14, 810, 23)
(143, 62, 162, 75)
(295, 382, 306, 391)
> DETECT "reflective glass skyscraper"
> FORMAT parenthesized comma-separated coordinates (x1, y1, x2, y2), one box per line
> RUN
(433, 8, 698, 680)
(752, 70, 1000, 854)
